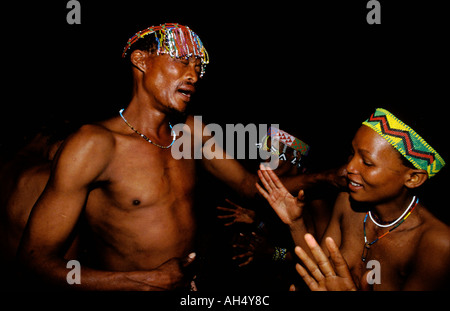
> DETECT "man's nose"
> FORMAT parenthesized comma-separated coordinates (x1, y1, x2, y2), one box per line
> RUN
(186, 62, 199, 84)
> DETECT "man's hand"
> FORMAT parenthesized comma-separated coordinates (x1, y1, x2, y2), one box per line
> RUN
(256, 165, 305, 225)
(141, 252, 196, 290)
(217, 199, 256, 226)
(295, 234, 356, 291)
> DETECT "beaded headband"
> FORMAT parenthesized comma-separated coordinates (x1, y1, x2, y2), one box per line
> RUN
(362, 108, 446, 178)
(267, 127, 310, 156)
(257, 127, 310, 168)
(122, 23, 209, 77)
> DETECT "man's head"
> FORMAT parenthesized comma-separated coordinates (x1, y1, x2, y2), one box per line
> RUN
(347, 108, 446, 203)
(122, 23, 209, 114)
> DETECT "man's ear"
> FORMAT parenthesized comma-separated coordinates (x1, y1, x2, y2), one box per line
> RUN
(130, 50, 148, 72)
(404, 169, 428, 189)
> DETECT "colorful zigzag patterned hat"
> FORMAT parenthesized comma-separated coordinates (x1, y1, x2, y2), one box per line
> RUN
(362, 108, 445, 178)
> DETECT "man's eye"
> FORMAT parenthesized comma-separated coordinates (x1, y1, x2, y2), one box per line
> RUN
(177, 58, 189, 65)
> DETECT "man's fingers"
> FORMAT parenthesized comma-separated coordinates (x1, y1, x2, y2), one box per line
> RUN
(217, 213, 235, 219)
(297, 189, 305, 201)
(216, 206, 235, 212)
(304, 233, 336, 278)
(224, 198, 241, 209)
(238, 256, 254, 267)
(182, 252, 196, 267)
(232, 252, 252, 260)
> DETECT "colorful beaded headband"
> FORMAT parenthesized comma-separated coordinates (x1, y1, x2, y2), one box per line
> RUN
(257, 127, 310, 168)
(362, 108, 446, 178)
(267, 127, 310, 156)
(122, 23, 209, 77)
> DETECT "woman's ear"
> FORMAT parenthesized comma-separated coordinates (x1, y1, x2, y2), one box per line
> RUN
(130, 50, 148, 72)
(404, 169, 428, 189)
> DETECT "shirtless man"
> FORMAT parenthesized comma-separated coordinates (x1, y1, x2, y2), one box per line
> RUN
(16, 23, 337, 290)
(257, 108, 450, 290)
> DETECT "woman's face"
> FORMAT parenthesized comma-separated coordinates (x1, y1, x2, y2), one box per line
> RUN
(346, 126, 411, 203)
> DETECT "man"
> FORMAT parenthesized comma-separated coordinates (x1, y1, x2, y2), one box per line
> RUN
(17, 23, 339, 290)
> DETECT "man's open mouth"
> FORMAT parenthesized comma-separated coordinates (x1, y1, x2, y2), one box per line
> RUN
(177, 85, 196, 99)
(178, 89, 193, 97)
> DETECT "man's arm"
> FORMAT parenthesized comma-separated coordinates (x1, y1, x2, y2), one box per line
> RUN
(191, 116, 346, 198)
(16, 125, 192, 290)
(280, 165, 348, 195)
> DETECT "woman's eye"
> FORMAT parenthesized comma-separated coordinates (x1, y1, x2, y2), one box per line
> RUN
(363, 160, 374, 167)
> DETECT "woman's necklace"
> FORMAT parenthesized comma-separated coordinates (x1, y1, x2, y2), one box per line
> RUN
(119, 109, 176, 149)
(361, 196, 418, 262)
(369, 196, 416, 228)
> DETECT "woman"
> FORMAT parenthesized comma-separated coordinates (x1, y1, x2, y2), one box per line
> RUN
(256, 108, 450, 290)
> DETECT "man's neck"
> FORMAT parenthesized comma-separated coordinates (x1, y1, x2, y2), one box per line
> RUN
(121, 98, 173, 141)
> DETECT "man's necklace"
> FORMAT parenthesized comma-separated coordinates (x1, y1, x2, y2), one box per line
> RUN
(119, 109, 176, 149)
(361, 196, 418, 262)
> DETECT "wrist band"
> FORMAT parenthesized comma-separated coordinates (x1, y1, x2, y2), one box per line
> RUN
(257, 221, 265, 231)
(272, 246, 287, 262)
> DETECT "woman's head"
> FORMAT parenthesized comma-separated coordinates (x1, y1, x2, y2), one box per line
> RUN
(346, 108, 446, 203)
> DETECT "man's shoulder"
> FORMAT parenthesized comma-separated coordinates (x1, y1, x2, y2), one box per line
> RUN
(75, 123, 116, 141)
(54, 123, 116, 175)
(65, 123, 116, 152)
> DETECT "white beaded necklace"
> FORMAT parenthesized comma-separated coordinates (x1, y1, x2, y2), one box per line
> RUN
(368, 196, 416, 228)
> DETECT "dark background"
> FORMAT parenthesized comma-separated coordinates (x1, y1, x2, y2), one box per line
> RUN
(3, 0, 448, 210)
(3, 1, 448, 152)
(1, 0, 449, 294)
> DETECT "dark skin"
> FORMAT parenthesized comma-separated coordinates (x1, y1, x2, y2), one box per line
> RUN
(17, 45, 338, 290)
(0, 137, 66, 265)
(258, 125, 450, 290)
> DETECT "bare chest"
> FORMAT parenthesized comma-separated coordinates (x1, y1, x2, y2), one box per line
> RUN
(340, 214, 416, 290)
(98, 137, 196, 209)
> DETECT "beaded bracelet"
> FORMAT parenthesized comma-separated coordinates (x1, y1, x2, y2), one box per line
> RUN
(272, 246, 287, 262)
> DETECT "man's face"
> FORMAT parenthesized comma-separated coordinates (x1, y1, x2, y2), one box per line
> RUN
(143, 53, 202, 114)
(346, 126, 411, 203)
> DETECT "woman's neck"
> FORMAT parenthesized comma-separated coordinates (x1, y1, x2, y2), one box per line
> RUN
(371, 192, 416, 223)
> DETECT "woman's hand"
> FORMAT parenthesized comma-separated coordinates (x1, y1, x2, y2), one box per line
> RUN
(256, 165, 305, 225)
(295, 234, 357, 291)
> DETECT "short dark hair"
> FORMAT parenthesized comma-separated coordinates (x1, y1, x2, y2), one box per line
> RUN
(124, 32, 159, 62)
